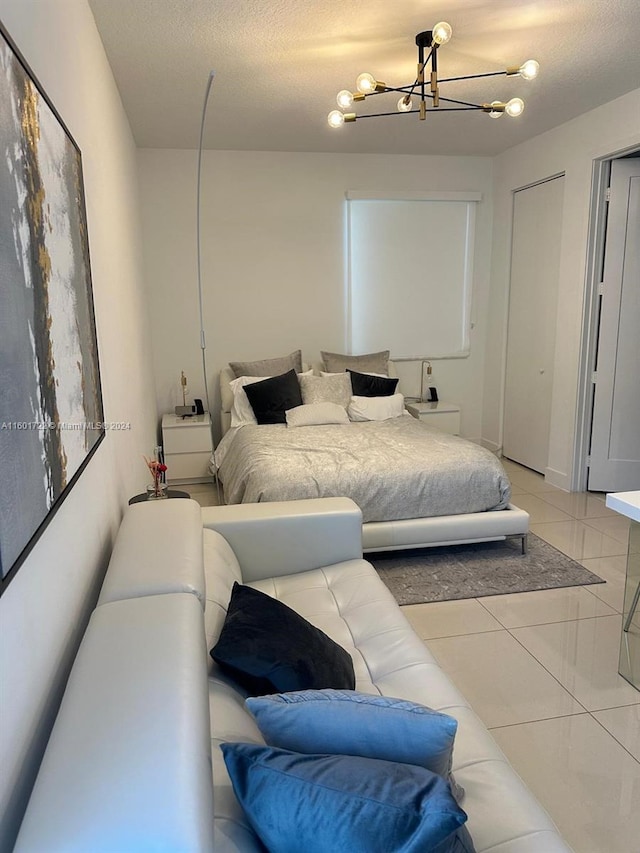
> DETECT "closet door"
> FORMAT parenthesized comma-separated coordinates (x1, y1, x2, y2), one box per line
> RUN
(503, 176, 564, 474)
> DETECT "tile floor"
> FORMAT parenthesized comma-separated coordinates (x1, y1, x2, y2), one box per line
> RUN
(404, 459, 640, 853)
(188, 461, 640, 852)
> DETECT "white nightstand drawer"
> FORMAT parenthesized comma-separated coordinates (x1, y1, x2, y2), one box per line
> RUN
(405, 402, 461, 435)
(162, 413, 213, 483)
(165, 452, 212, 483)
(163, 424, 211, 454)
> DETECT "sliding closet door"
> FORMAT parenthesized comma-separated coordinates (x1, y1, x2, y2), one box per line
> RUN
(503, 176, 564, 474)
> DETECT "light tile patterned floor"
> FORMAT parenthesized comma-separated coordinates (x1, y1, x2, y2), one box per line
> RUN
(190, 461, 640, 852)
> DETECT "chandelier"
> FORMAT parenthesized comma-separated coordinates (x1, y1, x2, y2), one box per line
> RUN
(328, 22, 539, 128)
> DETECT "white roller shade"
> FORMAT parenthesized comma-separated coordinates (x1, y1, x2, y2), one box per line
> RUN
(347, 192, 480, 358)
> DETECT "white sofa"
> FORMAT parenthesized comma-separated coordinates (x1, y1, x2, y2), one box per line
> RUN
(15, 498, 571, 852)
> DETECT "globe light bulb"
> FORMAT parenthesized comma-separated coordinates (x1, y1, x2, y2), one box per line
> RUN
(397, 95, 413, 112)
(432, 22, 452, 45)
(356, 72, 377, 94)
(488, 101, 504, 119)
(505, 97, 525, 117)
(328, 110, 345, 128)
(519, 59, 539, 80)
(337, 89, 354, 109)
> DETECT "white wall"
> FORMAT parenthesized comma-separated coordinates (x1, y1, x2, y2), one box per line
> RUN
(483, 88, 640, 487)
(0, 1, 157, 846)
(137, 149, 493, 441)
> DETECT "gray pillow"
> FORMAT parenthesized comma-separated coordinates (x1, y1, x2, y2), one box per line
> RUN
(229, 349, 302, 379)
(321, 349, 390, 375)
(299, 373, 352, 409)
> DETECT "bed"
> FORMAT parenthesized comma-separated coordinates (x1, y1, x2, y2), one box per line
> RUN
(215, 360, 529, 553)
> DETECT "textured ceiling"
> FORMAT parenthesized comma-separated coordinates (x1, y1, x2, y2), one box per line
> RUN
(88, 0, 640, 156)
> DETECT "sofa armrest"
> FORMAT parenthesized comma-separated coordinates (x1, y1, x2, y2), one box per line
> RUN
(201, 498, 363, 582)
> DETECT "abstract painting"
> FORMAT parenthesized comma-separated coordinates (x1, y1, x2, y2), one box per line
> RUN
(0, 23, 104, 593)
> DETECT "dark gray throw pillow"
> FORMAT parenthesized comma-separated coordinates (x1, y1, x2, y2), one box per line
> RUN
(243, 369, 303, 424)
(210, 583, 356, 696)
(348, 369, 399, 397)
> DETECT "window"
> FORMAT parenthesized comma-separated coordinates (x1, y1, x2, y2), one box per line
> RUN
(347, 191, 480, 358)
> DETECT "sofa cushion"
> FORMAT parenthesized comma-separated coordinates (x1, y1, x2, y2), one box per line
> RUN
(210, 582, 355, 695)
(203, 528, 243, 653)
(221, 743, 471, 853)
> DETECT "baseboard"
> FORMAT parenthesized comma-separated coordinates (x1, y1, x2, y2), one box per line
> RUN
(544, 466, 570, 491)
(479, 438, 502, 455)
(466, 436, 483, 446)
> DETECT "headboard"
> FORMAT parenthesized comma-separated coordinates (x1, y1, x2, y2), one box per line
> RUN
(219, 361, 399, 436)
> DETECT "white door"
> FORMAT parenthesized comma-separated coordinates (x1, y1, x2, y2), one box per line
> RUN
(503, 176, 565, 473)
(588, 159, 640, 491)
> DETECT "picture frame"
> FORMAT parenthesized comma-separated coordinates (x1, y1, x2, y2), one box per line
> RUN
(0, 21, 105, 594)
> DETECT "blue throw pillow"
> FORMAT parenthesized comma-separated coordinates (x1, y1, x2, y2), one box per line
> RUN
(221, 743, 471, 853)
(246, 689, 464, 799)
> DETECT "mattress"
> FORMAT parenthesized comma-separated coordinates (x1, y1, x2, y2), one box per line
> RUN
(215, 415, 511, 524)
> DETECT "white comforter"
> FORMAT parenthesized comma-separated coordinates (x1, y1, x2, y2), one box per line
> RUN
(215, 415, 511, 524)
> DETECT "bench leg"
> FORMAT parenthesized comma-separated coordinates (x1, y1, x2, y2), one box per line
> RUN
(521, 534, 528, 555)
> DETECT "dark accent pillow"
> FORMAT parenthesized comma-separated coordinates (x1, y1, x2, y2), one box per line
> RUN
(243, 369, 303, 424)
(348, 369, 399, 397)
(210, 583, 356, 696)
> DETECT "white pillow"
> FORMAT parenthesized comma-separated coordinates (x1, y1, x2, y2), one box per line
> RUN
(285, 402, 350, 428)
(348, 393, 405, 422)
(231, 371, 312, 427)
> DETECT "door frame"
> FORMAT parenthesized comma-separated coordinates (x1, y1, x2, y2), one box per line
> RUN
(573, 144, 640, 491)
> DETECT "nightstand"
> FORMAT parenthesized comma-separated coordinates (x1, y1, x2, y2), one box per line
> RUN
(405, 401, 461, 435)
(161, 413, 213, 484)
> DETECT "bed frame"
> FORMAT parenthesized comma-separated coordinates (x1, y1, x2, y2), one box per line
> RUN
(218, 365, 529, 553)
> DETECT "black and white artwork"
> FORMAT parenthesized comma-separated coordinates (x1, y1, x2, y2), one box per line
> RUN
(0, 24, 104, 593)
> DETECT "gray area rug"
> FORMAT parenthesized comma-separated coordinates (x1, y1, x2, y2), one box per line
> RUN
(369, 534, 605, 605)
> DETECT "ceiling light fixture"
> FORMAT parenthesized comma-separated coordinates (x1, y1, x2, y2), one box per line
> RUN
(328, 22, 539, 128)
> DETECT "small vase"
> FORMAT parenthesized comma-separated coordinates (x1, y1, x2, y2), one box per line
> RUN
(146, 482, 168, 500)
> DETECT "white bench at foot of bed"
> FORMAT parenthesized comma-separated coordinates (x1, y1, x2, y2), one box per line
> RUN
(362, 503, 529, 554)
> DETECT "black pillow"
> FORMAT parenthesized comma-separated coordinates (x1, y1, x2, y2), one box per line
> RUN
(348, 370, 399, 397)
(210, 582, 356, 696)
(243, 369, 303, 424)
